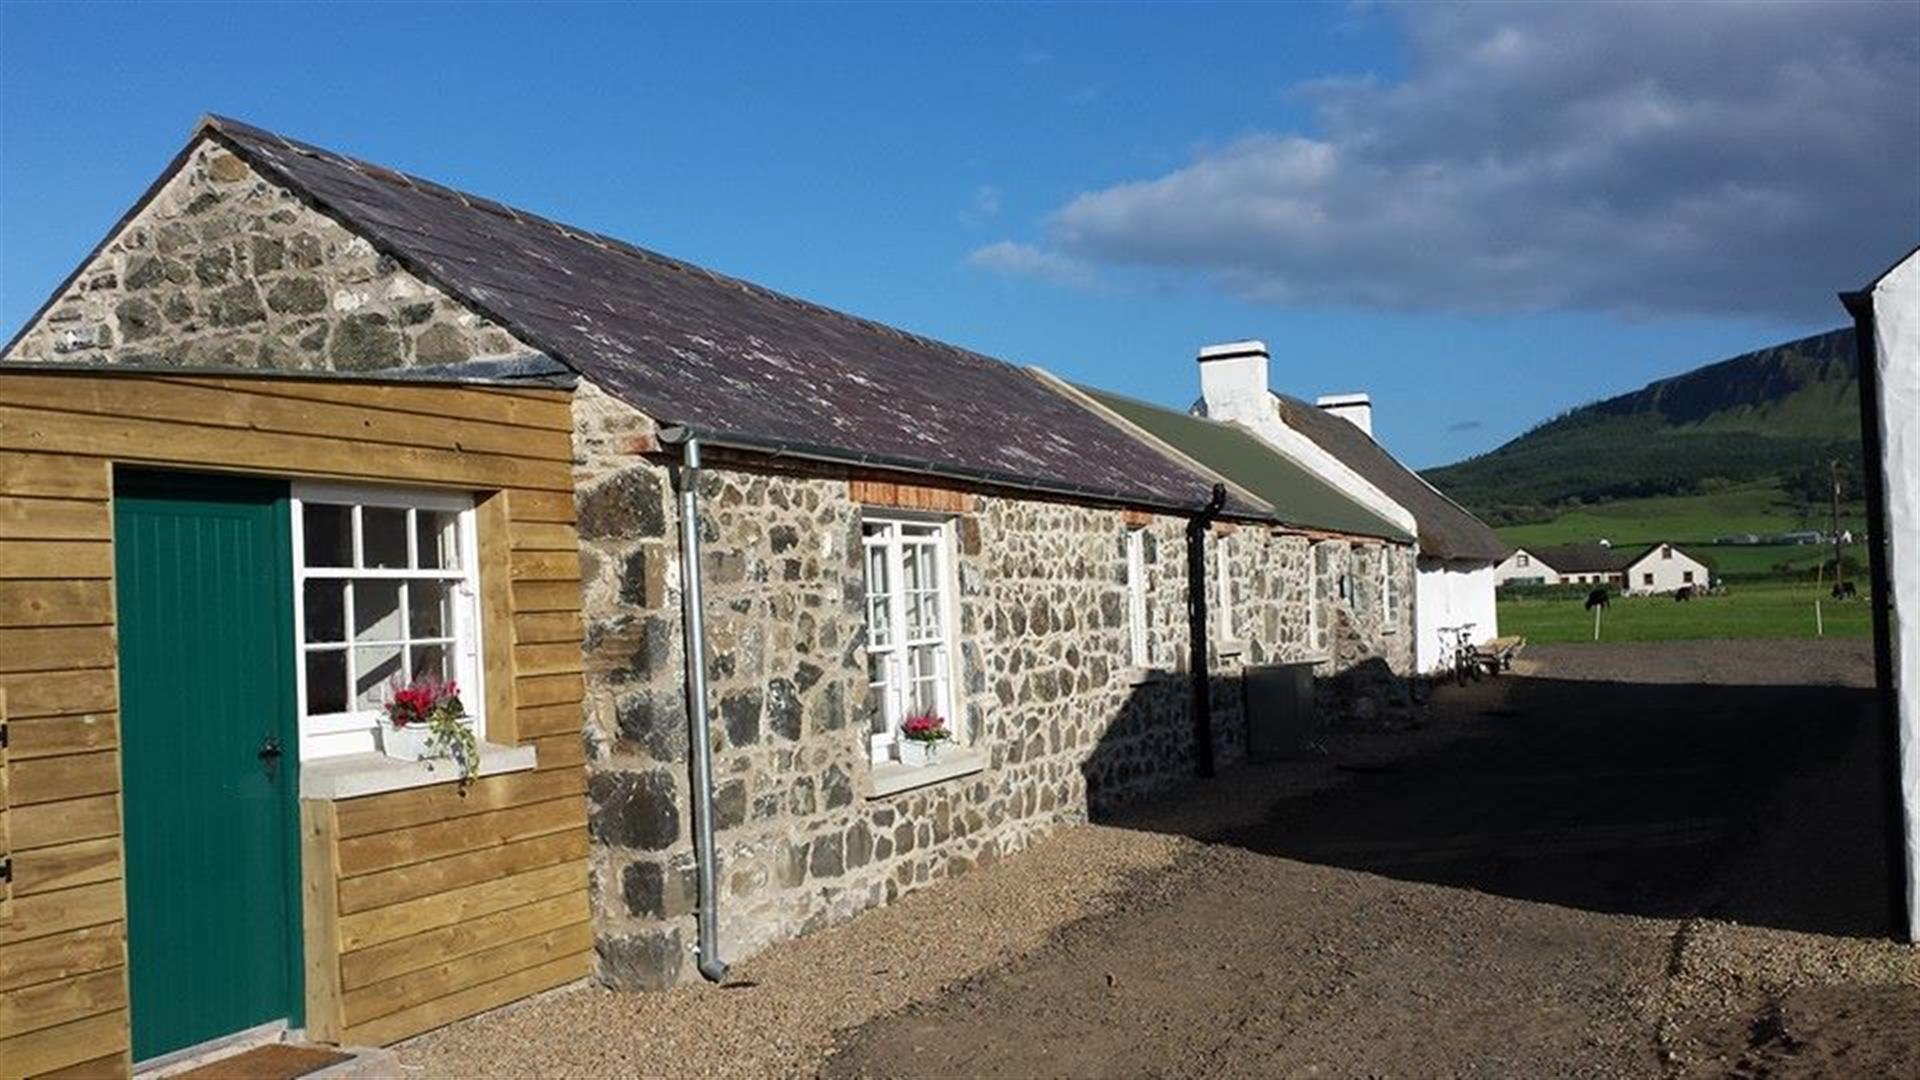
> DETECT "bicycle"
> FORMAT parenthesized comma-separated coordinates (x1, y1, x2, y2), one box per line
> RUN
(1437, 622, 1481, 686)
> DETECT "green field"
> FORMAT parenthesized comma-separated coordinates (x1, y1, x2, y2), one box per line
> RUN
(1495, 481, 1865, 550)
(1498, 582, 1871, 644)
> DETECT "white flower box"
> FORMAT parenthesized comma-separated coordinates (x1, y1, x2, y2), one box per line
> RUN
(379, 722, 437, 762)
(898, 739, 946, 768)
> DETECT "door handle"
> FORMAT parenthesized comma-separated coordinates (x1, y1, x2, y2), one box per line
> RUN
(258, 734, 283, 781)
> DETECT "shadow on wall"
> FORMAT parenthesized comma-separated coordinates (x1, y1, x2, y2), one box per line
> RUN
(1103, 673, 1893, 940)
(1077, 655, 1412, 822)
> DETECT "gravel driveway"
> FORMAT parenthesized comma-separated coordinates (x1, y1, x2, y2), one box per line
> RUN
(398, 640, 1920, 1078)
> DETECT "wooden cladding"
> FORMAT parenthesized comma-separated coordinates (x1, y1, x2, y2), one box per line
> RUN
(1121, 509, 1154, 529)
(848, 479, 976, 514)
(0, 370, 588, 1078)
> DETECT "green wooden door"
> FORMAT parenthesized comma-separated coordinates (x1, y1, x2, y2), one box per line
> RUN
(115, 471, 302, 1062)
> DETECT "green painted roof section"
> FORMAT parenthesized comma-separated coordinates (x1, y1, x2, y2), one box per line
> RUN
(1078, 385, 1413, 542)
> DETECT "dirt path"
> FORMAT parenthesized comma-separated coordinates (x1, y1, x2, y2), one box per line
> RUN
(400, 641, 1918, 1078)
(825, 640, 1908, 1078)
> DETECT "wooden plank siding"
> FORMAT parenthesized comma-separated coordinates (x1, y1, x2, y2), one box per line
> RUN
(0, 370, 589, 1078)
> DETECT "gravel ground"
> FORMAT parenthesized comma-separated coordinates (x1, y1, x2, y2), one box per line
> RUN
(396, 639, 1915, 1078)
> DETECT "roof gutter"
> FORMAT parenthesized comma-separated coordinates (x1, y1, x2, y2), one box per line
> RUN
(655, 422, 1257, 520)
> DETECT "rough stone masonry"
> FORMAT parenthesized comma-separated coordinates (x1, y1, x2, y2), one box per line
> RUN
(572, 383, 1415, 987)
(2, 133, 1418, 991)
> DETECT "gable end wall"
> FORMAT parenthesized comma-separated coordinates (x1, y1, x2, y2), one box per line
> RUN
(3, 136, 535, 371)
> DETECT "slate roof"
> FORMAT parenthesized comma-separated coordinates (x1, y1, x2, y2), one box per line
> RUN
(1270, 395, 1509, 562)
(1528, 543, 1629, 574)
(1069, 384, 1411, 541)
(194, 116, 1238, 513)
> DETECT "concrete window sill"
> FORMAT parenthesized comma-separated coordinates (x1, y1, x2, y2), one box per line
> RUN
(299, 741, 536, 800)
(1125, 667, 1171, 686)
(1218, 640, 1248, 658)
(868, 749, 988, 799)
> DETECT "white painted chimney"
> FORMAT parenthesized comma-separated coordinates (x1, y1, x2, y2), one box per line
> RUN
(1316, 393, 1373, 437)
(1196, 340, 1270, 424)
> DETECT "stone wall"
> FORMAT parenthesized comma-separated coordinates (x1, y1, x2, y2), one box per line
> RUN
(3, 136, 532, 370)
(570, 383, 1404, 988)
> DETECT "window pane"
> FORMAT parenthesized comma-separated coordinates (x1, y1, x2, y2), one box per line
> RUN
(867, 598, 892, 647)
(355, 644, 403, 709)
(354, 580, 403, 642)
(410, 580, 452, 639)
(362, 507, 410, 569)
(303, 504, 352, 567)
(864, 543, 890, 595)
(909, 644, 939, 680)
(417, 510, 460, 570)
(303, 580, 346, 644)
(411, 643, 448, 683)
(305, 649, 348, 714)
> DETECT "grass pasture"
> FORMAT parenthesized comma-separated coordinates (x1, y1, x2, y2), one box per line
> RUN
(1494, 481, 1865, 551)
(1498, 581, 1871, 644)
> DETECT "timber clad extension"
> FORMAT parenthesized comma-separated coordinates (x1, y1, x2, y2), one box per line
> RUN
(0, 368, 589, 1078)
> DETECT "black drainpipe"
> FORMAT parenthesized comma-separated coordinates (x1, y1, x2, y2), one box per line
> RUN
(1186, 483, 1229, 779)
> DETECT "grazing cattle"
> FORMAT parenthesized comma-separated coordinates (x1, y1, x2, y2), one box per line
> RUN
(1832, 581, 1858, 600)
(1674, 586, 1694, 602)
(1584, 589, 1610, 611)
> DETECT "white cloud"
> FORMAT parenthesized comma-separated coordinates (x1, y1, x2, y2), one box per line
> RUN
(967, 241, 1097, 289)
(1009, 2, 1920, 321)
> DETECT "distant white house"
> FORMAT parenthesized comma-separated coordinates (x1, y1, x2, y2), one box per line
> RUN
(1494, 546, 1552, 587)
(1495, 541, 1708, 594)
(1619, 542, 1712, 595)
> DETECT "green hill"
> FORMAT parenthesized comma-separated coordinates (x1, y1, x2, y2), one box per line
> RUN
(1422, 328, 1863, 528)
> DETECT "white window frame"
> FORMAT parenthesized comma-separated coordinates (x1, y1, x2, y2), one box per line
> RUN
(290, 482, 484, 761)
(1213, 533, 1237, 641)
(860, 515, 962, 765)
(1126, 528, 1150, 668)
(1380, 548, 1397, 631)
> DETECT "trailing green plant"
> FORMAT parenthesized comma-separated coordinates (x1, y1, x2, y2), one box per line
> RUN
(384, 674, 479, 786)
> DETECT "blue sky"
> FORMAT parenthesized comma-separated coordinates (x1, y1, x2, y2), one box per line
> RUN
(3, 2, 1914, 467)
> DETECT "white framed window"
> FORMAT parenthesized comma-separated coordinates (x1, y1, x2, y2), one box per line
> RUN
(1213, 534, 1237, 641)
(292, 482, 483, 760)
(1517, 552, 1530, 567)
(1126, 528, 1150, 668)
(1380, 548, 1398, 630)
(861, 517, 960, 765)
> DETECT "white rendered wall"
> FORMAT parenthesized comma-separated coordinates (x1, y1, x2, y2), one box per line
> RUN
(1868, 251, 1919, 939)
(1622, 546, 1711, 594)
(1494, 549, 1555, 587)
(1416, 558, 1500, 673)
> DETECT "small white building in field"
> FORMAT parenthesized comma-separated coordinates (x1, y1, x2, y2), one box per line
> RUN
(1619, 542, 1712, 595)
(1494, 546, 1552, 587)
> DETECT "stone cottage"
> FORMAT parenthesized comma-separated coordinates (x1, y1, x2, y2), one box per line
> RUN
(3, 115, 1413, 999)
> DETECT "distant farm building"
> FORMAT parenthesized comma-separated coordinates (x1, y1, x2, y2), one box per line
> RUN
(1495, 542, 1710, 595)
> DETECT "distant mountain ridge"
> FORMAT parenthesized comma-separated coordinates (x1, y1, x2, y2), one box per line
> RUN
(1422, 329, 1861, 524)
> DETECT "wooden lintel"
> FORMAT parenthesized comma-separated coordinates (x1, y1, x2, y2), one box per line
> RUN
(848, 479, 975, 514)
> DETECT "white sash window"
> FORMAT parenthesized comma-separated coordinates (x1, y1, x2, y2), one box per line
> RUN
(1126, 528, 1151, 668)
(861, 517, 958, 764)
(291, 483, 483, 760)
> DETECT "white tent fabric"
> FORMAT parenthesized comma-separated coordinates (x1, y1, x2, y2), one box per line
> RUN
(1865, 249, 1920, 938)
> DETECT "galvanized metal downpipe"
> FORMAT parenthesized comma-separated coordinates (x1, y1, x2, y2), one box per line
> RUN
(677, 438, 729, 982)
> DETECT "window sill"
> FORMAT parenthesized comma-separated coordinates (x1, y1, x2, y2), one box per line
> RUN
(1125, 666, 1171, 686)
(1218, 639, 1248, 658)
(868, 749, 987, 799)
(300, 740, 537, 800)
